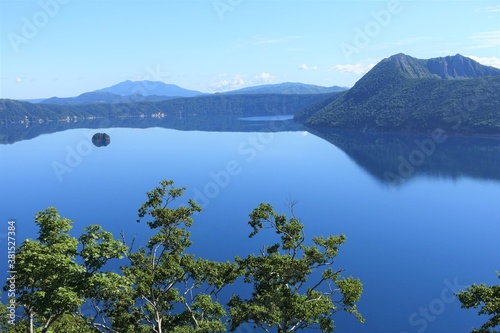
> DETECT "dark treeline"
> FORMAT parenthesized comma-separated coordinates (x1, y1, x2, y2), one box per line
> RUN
(0, 93, 333, 126)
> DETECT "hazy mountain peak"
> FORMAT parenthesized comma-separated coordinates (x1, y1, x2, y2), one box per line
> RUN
(94, 80, 204, 97)
(388, 53, 410, 60)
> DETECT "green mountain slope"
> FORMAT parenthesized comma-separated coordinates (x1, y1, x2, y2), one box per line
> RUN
(296, 54, 500, 134)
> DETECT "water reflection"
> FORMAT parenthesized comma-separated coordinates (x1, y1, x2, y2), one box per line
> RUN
(3, 115, 500, 185)
(311, 129, 500, 185)
(0, 115, 305, 145)
(1, 118, 499, 333)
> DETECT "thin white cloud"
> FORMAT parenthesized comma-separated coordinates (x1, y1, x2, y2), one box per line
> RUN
(209, 72, 277, 91)
(467, 55, 500, 69)
(330, 63, 375, 75)
(209, 74, 246, 91)
(254, 72, 276, 84)
(467, 30, 500, 49)
(298, 64, 318, 71)
(16, 77, 22, 83)
(475, 6, 500, 13)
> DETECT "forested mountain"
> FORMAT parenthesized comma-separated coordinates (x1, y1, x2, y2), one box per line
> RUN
(296, 54, 500, 134)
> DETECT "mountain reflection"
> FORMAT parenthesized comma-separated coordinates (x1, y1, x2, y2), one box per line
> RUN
(0, 115, 305, 145)
(3, 116, 500, 185)
(311, 129, 500, 185)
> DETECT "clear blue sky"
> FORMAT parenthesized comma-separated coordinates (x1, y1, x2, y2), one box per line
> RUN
(1, 0, 499, 99)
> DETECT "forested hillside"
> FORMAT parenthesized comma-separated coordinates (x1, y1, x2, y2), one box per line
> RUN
(296, 54, 500, 134)
(1, 93, 332, 126)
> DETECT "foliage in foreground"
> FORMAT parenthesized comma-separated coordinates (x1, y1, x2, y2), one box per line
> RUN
(2, 180, 363, 333)
(229, 202, 363, 333)
(457, 273, 500, 333)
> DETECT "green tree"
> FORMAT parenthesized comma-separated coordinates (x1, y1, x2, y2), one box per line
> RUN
(0, 303, 14, 331)
(107, 180, 240, 333)
(46, 314, 98, 333)
(457, 272, 500, 333)
(0, 314, 96, 333)
(4, 181, 363, 332)
(3, 209, 127, 333)
(78, 224, 129, 332)
(228, 202, 364, 333)
(5, 208, 85, 333)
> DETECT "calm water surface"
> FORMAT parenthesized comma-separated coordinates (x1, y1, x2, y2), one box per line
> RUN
(1, 119, 500, 333)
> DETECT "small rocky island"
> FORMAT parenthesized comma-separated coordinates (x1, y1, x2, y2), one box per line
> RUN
(92, 133, 111, 147)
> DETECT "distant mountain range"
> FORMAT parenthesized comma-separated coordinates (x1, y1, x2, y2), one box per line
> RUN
(220, 82, 347, 95)
(26, 81, 343, 105)
(94, 80, 204, 97)
(36, 81, 205, 105)
(40, 92, 179, 105)
(296, 54, 500, 134)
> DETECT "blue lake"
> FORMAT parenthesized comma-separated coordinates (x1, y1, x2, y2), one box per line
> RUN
(1, 116, 500, 332)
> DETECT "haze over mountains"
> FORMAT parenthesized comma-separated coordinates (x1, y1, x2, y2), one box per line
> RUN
(37, 81, 205, 105)
(28, 81, 345, 105)
(296, 54, 500, 134)
(94, 80, 205, 97)
(40, 92, 180, 105)
(219, 82, 347, 95)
